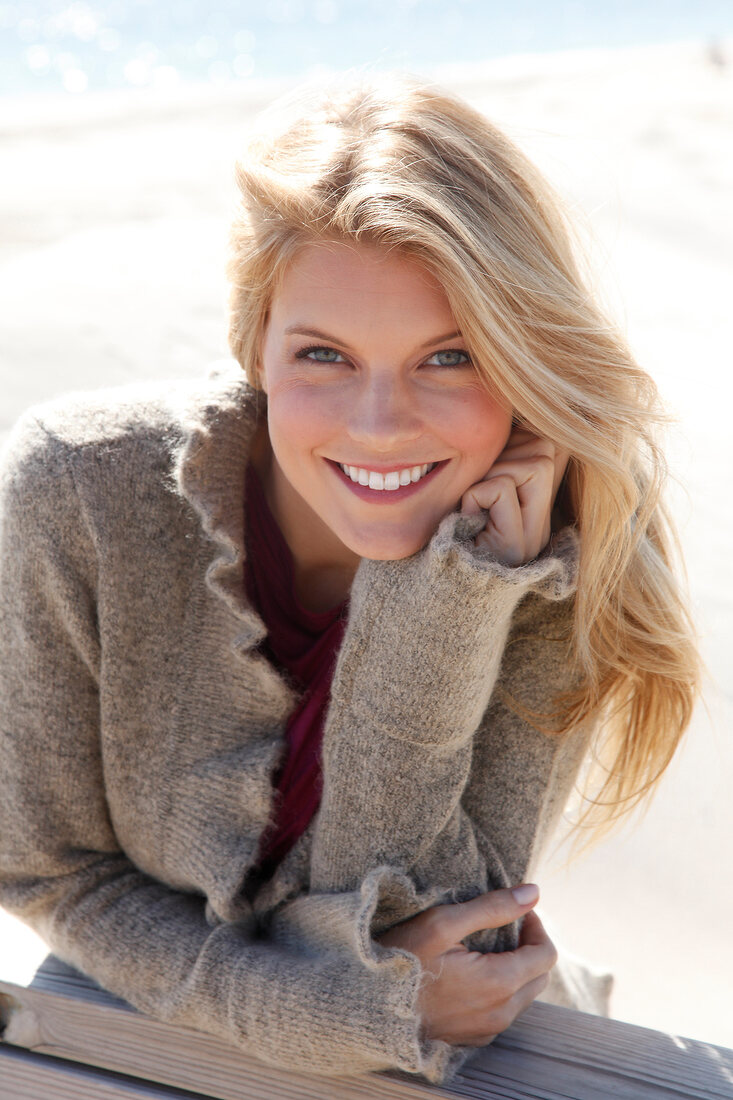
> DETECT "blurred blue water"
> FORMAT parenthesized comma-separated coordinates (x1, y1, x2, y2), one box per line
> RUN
(4, 0, 733, 98)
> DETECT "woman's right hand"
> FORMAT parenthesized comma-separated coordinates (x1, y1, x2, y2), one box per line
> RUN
(377, 884, 556, 1046)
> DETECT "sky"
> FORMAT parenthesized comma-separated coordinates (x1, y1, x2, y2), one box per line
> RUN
(4, 0, 733, 98)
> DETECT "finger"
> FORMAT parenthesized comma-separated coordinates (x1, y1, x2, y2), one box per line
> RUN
(480, 457, 555, 559)
(465, 472, 529, 565)
(460, 467, 514, 515)
(503, 970, 550, 1026)
(460, 472, 521, 526)
(517, 915, 558, 967)
(503, 936, 558, 985)
(484, 455, 556, 503)
(464, 972, 550, 1047)
(477, 928, 556, 995)
(428, 885, 540, 948)
(472, 478, 526, 564)
(518, 909, 554, 949)
(493, 436, 569, 505)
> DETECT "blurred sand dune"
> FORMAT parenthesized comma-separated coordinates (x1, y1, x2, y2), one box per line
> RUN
(1, 38, 731, 1048)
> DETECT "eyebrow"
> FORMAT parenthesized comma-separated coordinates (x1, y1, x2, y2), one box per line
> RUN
(283, 325, 464, 350)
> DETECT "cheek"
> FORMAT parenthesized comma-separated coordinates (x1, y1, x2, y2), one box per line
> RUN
(444, 394, 513, 464)
(266, 386, 345, 458)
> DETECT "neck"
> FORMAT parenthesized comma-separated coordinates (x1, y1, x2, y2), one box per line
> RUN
(250, 423, 359, 612)
(293, 561, 355, 612)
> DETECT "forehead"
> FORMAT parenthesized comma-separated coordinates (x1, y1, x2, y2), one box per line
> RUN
(269, 239, 456, 328)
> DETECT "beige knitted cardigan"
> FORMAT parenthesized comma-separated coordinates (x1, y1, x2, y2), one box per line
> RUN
(0, 364, 590, 1083)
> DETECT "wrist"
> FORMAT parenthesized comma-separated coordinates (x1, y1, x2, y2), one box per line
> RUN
(333, 515, 578, 746)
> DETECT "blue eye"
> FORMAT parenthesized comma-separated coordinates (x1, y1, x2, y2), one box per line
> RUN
(297, 346, 344, 363)
(425, 349, 471, 368)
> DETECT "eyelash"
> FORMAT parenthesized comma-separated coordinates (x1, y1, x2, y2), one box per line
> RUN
(295, 345, 345, 364)
(424, 348, 472, 368)
(294, 345, 472, 368)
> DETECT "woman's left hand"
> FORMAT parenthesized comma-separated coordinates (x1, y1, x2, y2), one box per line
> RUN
(460, 429, 569, 567)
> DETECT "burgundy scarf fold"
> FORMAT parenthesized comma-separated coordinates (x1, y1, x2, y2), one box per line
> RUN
(244, 465, 347, 879)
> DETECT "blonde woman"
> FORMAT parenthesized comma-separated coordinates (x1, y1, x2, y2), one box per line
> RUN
(0, 76, 698, 1083)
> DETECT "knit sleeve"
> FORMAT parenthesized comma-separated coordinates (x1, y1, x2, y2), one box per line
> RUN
(308, 510, 590, 949)
(0, 414, 459, 1083)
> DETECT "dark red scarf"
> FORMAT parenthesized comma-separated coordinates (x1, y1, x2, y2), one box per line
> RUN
(244, 464, 347, 879)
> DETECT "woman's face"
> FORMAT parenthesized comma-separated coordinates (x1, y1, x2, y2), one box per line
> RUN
(257, 239, 513, 571)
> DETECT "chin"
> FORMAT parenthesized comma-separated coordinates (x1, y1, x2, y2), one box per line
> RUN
(344, 528, 433, 563)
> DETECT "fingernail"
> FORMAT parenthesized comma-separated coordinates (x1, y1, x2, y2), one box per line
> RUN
(512, 883, 539, 906)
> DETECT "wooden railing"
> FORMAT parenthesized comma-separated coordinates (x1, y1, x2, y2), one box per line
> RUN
(1, 956, 731, 1099)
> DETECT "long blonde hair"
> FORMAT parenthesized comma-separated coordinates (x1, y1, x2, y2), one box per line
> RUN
(227, 74, 700, 835)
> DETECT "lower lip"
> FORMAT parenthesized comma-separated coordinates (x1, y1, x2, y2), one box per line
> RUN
(328, 460, 447, 502)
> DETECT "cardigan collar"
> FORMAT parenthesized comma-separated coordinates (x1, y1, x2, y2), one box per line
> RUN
(174, 361, 267, 654)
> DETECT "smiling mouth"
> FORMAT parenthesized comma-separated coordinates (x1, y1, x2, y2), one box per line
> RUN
(338, 462, 436, 491)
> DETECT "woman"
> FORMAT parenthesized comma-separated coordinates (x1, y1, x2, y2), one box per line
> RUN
(0, 75, 699, 1083)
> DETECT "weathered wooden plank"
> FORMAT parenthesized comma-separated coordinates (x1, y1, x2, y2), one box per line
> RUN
(471, 1007, 733, 1099)
(2, 959, 733, 1100)
(0, 973, 453, 1100)
(0, 1043, 207, 1100)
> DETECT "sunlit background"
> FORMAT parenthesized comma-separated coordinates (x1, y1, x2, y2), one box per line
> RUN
(3, 0, 733, 96)
(2, 0, 733, 1058)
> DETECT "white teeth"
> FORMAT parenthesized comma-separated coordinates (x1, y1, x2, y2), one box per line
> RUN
(338, 462, 436, 489)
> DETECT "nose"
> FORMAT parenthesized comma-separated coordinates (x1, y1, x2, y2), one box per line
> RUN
(347, 370, 422, 451)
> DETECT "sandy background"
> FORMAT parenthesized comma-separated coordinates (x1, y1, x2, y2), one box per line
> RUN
(1, 38, 732, 1049)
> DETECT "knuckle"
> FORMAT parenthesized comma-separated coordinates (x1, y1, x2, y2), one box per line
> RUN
(533, 453, 556, 480)
(535, 972, 550, 995)
(497, 472, 519, 490)
(485, 472, 514, 493)
(489, 960, 517, 1000)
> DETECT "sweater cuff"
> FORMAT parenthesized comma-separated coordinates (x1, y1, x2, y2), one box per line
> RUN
(264, 867, 468, 1082)
(332, 515, 579, 747)
(430, 512, 579, 599)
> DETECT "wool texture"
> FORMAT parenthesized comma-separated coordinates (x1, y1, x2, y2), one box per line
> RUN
(0, 363, 591, 1082)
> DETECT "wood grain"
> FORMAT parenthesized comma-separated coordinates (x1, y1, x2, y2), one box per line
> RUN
(0, 1043, 207, 1099)
(1, 958, 732, 1100)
